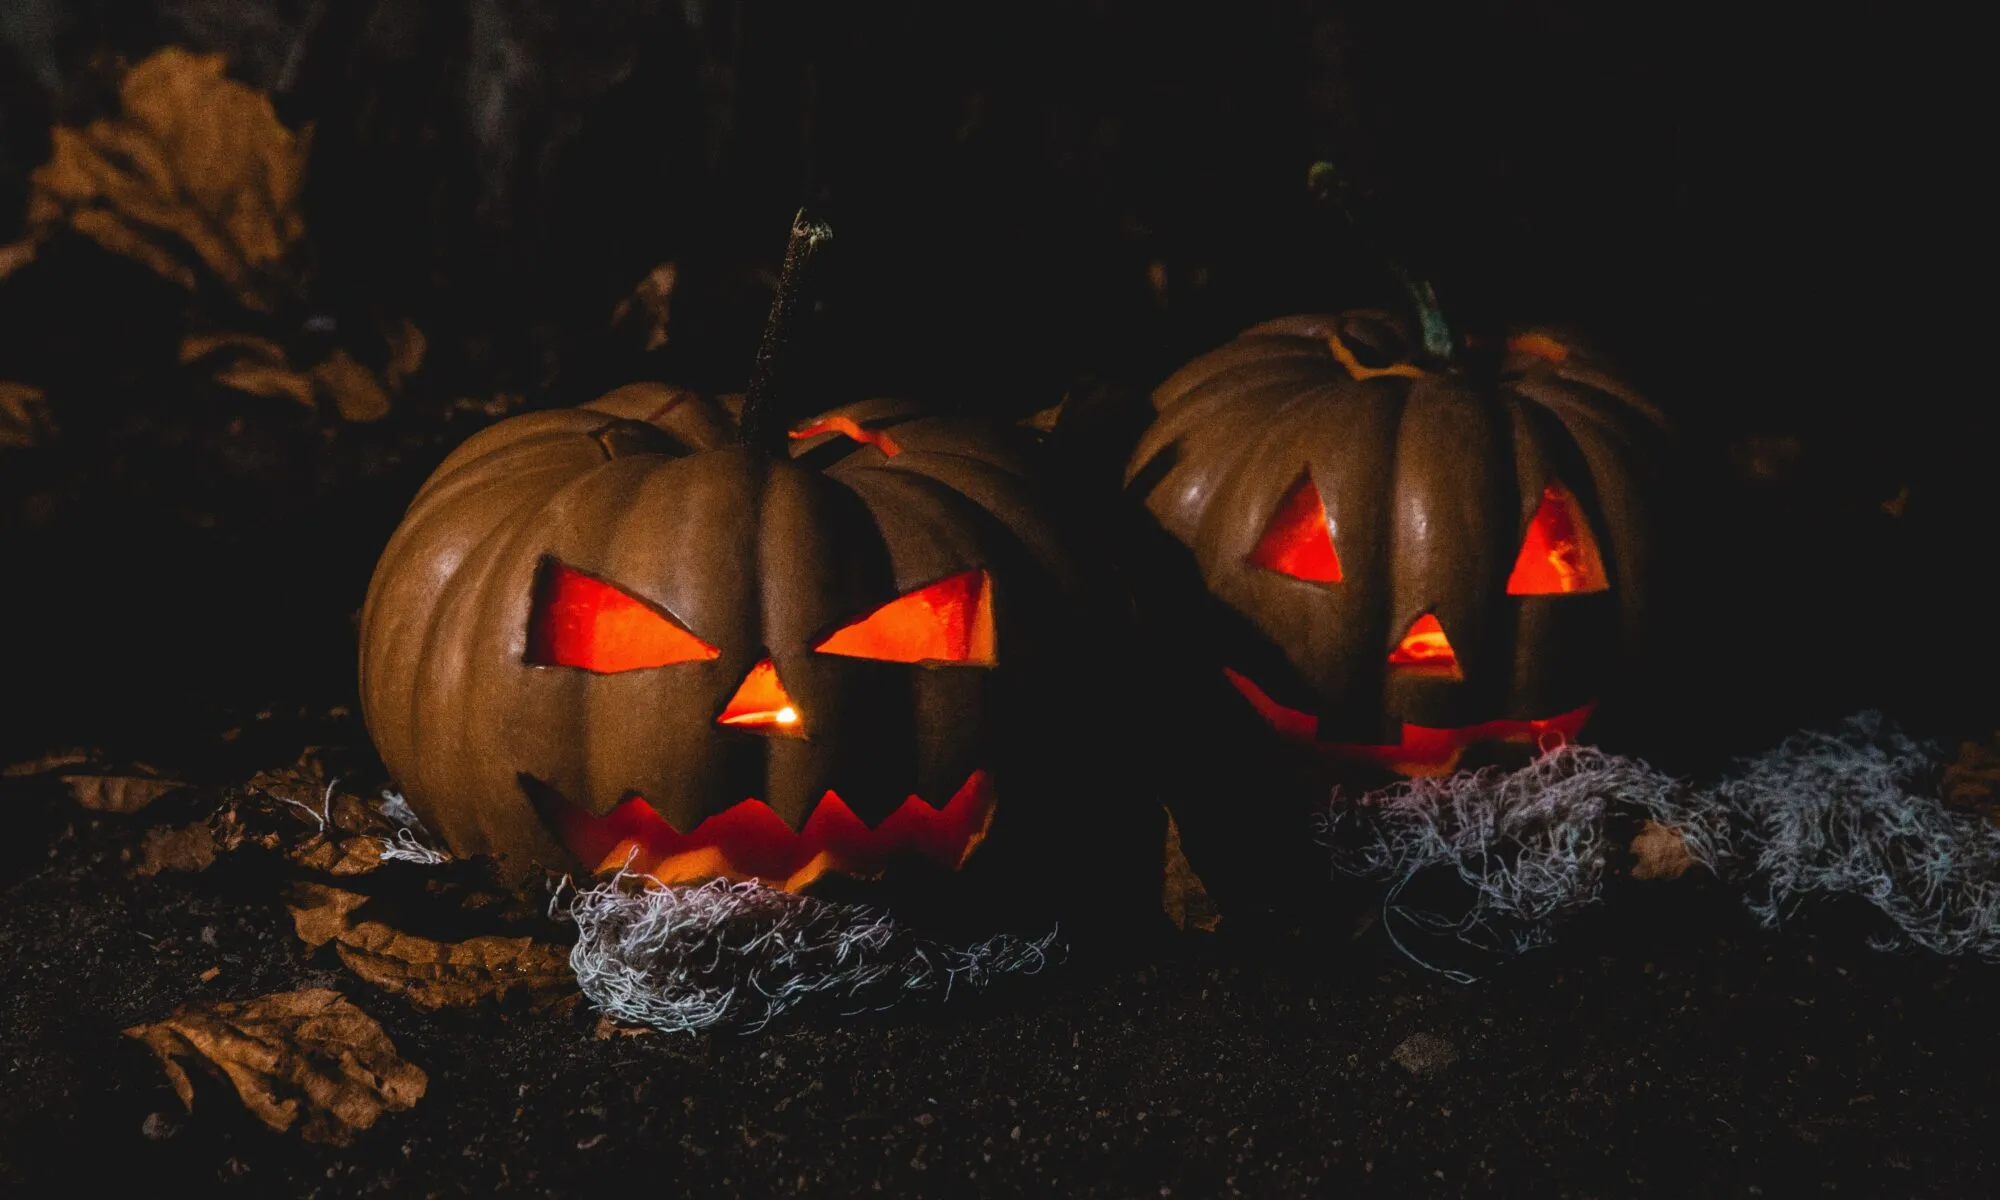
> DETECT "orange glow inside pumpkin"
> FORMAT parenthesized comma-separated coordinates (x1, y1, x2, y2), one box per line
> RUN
(527, 561, 720, 672)
(1388, 613, 1463, 680)
(716, 658, 805, 735)
(789, 415, 903, 457)
(1248, 475, 1343, 583)
(1222, 667, 1595, 776)
(1506, 481, 1610, 595)
(549, 769, 999, 889)
(814, 570, 997, 664)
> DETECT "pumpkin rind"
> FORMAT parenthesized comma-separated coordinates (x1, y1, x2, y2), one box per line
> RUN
(1125, 310, 1665, 751)
(360, 385, 1095, 879)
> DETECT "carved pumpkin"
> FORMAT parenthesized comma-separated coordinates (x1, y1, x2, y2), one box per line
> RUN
(358, 215, 1149, 911)
(361, 384, 1121, 893)
(1124, 309, 1665, 779)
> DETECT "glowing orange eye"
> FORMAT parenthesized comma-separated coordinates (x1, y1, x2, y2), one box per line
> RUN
(1249, 473, 1343, 583)
(527, 561, 720, 672)
(814, 570, 997, 665)
(1506, 480, 1610, 595)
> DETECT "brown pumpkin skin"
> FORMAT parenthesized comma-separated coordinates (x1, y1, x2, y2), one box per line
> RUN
(360, 383, 1136, 912)
(1126, 310, 1665, 770)
(1118, 310, 1665, 921)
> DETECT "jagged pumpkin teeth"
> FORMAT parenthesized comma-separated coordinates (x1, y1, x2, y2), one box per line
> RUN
(1128, 303, 1662, 781)
(546, 770, 999, 888)
(360, 214, 1120, 898)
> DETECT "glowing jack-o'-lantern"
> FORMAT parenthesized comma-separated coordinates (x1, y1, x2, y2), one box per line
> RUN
(359, 216, 1145, 906)
(359, 384, 1113, 891)
(1124, 309, 1664, 779)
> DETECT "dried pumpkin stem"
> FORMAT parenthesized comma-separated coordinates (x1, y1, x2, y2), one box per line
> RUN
(1306, 162, 1456, 362)
(741, 208, 835, 457)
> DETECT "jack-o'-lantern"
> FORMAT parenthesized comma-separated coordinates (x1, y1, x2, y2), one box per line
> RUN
(359, 215, 1147, 917)
(1124, 307, 1664, 780)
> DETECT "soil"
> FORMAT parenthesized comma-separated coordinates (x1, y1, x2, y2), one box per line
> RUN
(4, 707, 2000, 1197)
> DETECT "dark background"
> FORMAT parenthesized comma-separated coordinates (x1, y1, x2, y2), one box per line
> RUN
(0, 0, 1990, 766)
(5, 5, 2000, 1195)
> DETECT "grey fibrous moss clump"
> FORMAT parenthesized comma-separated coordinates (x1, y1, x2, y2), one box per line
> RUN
(563, 872, 1061, 1033)
(1330, 713, 2000, 976)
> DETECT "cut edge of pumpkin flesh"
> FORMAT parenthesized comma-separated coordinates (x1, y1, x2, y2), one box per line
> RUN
(548, 769, 999, 891)
(1324, 330, 1428, 382)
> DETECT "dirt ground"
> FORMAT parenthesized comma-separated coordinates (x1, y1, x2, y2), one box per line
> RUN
(4, 707, 1999, 1197)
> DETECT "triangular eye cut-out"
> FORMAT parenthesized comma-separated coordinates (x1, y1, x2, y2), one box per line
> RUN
(814, 570, 997, 665)
(527, 561, 720, 672)
(1506, 480, 1610, 595)
(1388, 613, 1463, 680)
(716, 658, 806, 737)
(1248, 474, 1343, 583)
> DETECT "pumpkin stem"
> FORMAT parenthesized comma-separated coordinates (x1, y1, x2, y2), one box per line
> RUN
(1306, 162, 1456, 362)
(741, 208, 835, 457)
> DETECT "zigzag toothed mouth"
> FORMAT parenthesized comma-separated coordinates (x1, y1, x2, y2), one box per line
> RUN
(1222, 667, 1596, 777)
(530, 770, 998, 891)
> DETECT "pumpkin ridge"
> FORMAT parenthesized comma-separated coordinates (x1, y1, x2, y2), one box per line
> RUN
(402, 463, 614, 859)
(410, 419, 611, 510)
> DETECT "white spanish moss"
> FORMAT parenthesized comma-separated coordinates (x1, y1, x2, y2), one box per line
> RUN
(1330, 713, 2000, 977)
(561, 870, 1061, 1033)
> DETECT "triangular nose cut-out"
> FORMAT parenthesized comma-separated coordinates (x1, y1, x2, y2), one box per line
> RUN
(716, 658, 806, 737)
(1388, 613, 1463, 680)
(1248, 473, 1343, 583)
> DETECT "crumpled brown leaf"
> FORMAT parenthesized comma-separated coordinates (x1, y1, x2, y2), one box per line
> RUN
(1943, 736, 2000, 817)
(3, 748, 93, 778)
(125, 988, 426, 1145)
(245, 757, 444, 875)
(611, 261, 677, 352)
(132, 821, 218, 876)
(26, 48, 306, 313)
(1, 382, 56, 448)
(0, 238, 34, 280)
(1627, 819, 1697, 882)
(1019, 400, 1065, 434)
(65, 773, 187, 814)
(288, 883, 573, 1010)
(178, 318, 424, 423)
(1161, 812, 1222, 933)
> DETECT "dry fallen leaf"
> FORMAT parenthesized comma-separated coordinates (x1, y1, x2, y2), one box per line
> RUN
(26, 48, 306, 312)
(179, 323, 422, 421)
(1161, 811, 1222, 933)
(125, 988, 426, 1145)
(65, 773, 187, 814)
(593, 1014, 656, 1040)
(289, 883, 573, 1010)
(1628, 820, 1697, 882)
(1943, 737, 2000, 815)
(180, 332, 314, 407)
(290, 833, 395, 876)
(133, 821, 219, 876)
(311, 348, 392, 422)
(3, 748, 93, 777)
(1019, 400, 1065, 434)
(1, 382, 55, 449)
(611, 261, 677, 352)
(0, 238, 35, 280)
(382, 319, 427, 391)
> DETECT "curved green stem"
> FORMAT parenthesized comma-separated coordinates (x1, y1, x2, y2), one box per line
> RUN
(741, 209, 835, 457)
(1307, 162, 1456, 362)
